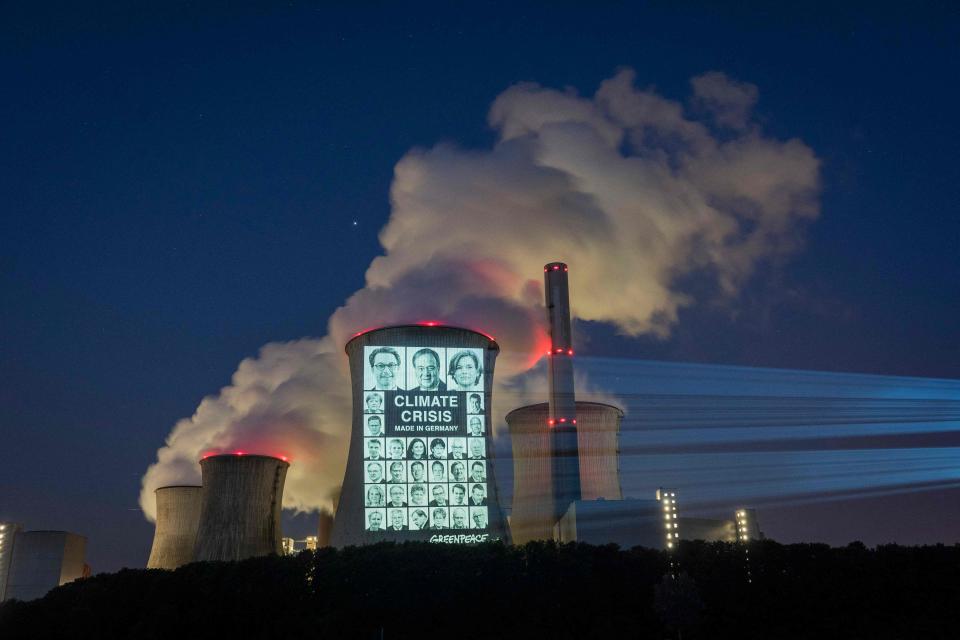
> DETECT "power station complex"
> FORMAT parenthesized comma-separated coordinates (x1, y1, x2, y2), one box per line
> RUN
(135, 259, 762, 577)
(2, 260, 763, 602)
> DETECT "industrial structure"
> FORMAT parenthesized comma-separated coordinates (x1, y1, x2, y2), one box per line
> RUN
(507, 262, 762, 549)
(2, 530, 88, 602)
(316, 509, 334, 548)
(544, 262, 583, 521)
(0, 522, 23, 601)
(193, 454, 289, 562)
(280, 535, 319, 555)
(679, 517, 736, 543)
(146, 485, 202, 570)
(508, 262, 632, 544)
(507, 401, 623, 543)
(329, 324, 507, 546)
(736, 508, 763, 542)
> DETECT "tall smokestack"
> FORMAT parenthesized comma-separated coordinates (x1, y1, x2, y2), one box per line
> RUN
(146, 485, 202, 569)
(544, 261, 581, 519)
(193, 454, 289, 562)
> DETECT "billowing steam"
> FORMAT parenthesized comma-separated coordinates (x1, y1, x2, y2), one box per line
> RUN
(139, 69, 820, 520)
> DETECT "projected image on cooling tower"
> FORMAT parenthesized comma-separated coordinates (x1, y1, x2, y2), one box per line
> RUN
(331, 326, 506, 546)
(364, 345, 488, 534)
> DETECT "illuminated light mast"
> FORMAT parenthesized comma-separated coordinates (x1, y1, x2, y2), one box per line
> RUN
(544, 261, 582, 519)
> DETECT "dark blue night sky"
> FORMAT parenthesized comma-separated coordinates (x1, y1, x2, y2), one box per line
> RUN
(1, 3, 958, 572)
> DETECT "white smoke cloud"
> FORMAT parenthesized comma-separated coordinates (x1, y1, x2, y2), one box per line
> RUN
(139, 69, 820, 520)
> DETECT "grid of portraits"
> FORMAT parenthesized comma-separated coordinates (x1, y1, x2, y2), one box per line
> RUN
(361, 342, 488, 533)
(364, 345, 485, 393)
(363, 436, 489, 532)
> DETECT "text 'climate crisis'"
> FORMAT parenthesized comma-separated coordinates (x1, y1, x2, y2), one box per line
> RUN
(394, 393, 459, 423)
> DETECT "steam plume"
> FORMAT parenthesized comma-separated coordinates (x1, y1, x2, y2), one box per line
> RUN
(139, 69, 820, 520)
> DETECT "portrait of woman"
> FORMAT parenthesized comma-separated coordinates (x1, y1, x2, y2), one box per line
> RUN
(407, 437, 427, 460)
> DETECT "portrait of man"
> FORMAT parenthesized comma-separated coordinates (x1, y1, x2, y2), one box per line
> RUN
(468, 416, 484, 437)
(468, 393, 483, 414)
(469, 461, 486, 483)
(365, 462, 384, 483)
(387, 508, 406, 531)
(469, 484, 487, 506)
(366, 346, 403, 391)
(429, 484, 447, 507)
(387, 438, 405, 460)
(388, 484, 407, 508)
(468, 438, 485, 459)
(365, 485, 385, 507)
(387, 461, 406, 484)
(366, 509, 384, 531)
(409, 460, 427, 483)
(448, 438, 466, 460)
(429, 438, 447, 460)
(447, 349, 482, 392)
(451, 507, 468, 529)
(450, 483, 467, 506)
(450, 461, 466, 483)
(430, 507, 448, 529)
(365, 438, 384, 460)
(409, 348, 446, 391)
(409, 483, 427, 506)
(429, 460, 446, 483)
(410, 509, 429, 531)
(366, 415, 384, 437)
(470, 507, 488, 529)
(365, 392, 384, 413)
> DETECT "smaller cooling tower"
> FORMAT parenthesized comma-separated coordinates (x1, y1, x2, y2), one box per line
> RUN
(316, 510, 334, 548)
(193, 454, 289, 562)
(507, 401, 623, 544)
(146, 485, 202, 569)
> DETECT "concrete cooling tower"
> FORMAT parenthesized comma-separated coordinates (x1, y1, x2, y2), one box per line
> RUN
(330, 324, 507, 546)
(316, 510, 334, 548)
(507, 401, 623, 544)
(146, 485, 202, 569)
(193, 454, 289, 562)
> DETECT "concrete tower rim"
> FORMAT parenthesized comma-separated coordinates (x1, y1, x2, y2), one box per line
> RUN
(199, 453, 291, 466)
(505, 401, 625, 421)
(345, 324, 500, 353)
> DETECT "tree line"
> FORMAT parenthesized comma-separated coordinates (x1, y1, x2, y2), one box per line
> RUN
(1, 539, 958, 638)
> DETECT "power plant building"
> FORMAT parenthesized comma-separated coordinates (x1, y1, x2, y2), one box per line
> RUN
(736, 508, 764, 541)
(146, 485, 202, 570)
(3, 531, 88, 602)
(680, 518, 736, 543)
(330, 324, 507, 546)
(193, 454, 289, 562)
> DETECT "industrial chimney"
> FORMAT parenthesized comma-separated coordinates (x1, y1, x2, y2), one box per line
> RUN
(544, 262, 582, 520)
(316, 510, 334, 548)
(146, 485, 202, 569)
(193, 454, 289, 562)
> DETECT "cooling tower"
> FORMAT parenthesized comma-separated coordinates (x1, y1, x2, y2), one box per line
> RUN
(4, 531, 87, 601)
(316, 510, 334, 548)
(146, 485, 202, 569)
(330, 324, 508, 546)
(193, 454, 289, 562)
(507, 401, 623, 544)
